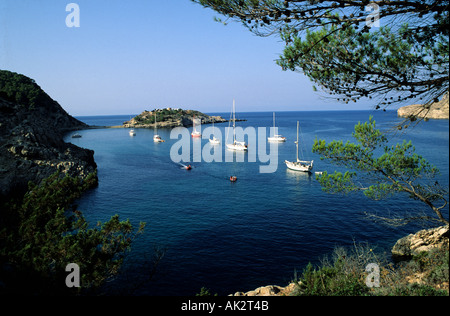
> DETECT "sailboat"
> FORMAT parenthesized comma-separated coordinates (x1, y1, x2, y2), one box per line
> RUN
(191, 115, 201, 138)
(267, 112, 286, 142)
(153, 111, 164, 142)
(226, 99, 247, 151)
(285, 121, 313, 172)
(209, 121, 220, 144)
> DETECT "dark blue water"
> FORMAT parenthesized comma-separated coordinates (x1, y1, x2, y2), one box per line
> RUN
(69, 110, 449, 295)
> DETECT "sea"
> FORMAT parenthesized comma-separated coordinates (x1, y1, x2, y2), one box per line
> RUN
(67, 110, 449, 296)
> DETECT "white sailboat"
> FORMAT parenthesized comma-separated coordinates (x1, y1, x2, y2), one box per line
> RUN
(285, 121, 313, 172)
(153, 111, 164, 142)
(267, 112, 286, 142)
(209, 121, 220, 144)
(226, 99, 247, 151)
(191, 115, 201, 138)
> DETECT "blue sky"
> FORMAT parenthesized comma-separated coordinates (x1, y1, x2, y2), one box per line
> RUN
(1, 0, 378, 115)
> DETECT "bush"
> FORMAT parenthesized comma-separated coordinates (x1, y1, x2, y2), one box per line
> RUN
(295, 245, 373, 296)
(0, 70, 54, 110)
(293, 242, 449, 296)
(0, 172, 144, 295)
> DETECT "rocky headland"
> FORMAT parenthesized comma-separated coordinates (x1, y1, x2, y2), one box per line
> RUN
(0, 70, 97, 201)
(123, 108, 234, 129)
(397, 92, 449, 120)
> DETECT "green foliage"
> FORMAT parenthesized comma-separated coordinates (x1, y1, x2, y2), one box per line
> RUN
(295, 247, 371, 296)
(0, 70, 55, 110)
(411, 246, 449, 288)
(0, 172, 145, 295)
(294, 243, 449, 296)
(278, 23, 448, 107)
(313, 116, 448, 225)
(192, 1, 449, 109)
(387, 283, 448, 296)
(196, 287, 218, 296)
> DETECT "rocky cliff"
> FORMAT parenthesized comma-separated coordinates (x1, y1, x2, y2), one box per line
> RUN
(397, 92, 449, 120)
(0, 70, 97, 201)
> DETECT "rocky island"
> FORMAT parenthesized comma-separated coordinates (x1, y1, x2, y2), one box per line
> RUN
(123, 108, 232, 129)
(0, 70, 97, 201)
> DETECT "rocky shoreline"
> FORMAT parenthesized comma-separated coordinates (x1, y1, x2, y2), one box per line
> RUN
(230, 283, 299, 296)
(233, 225, 449, 296)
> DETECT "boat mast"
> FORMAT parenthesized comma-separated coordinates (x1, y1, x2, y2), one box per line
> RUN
(154, 111, 157, 134)
(296, 121, 299, 162)
(232, 99, 236, 144)
(273, 112, 276, 129)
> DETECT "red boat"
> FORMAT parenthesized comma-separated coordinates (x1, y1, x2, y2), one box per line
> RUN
(186, 165, 192, 170)
(229, 176, 237, 182)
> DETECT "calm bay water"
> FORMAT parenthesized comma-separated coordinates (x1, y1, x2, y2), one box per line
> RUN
(69, 110, 449, 295)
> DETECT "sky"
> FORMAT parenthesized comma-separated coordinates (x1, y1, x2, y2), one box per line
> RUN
(0, 0, 380, 116)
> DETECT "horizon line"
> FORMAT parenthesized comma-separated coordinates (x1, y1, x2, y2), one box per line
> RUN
(74, 108, 396, 117)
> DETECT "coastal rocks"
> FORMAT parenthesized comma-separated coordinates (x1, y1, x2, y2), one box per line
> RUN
(0, 70, 97, 201)
(230, 283, 299, 296)
(397, 92, 449, 120)
(391, 225, 449, 259)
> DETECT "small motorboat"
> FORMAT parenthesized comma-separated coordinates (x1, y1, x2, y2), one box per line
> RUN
(209, 136, 220, 144)
(209, 122, 220, 144)
(186, 165, 192, 170)
(229, 176, 237, 182)
(71, 133, 82, 138)
(191, 130, 201, 138)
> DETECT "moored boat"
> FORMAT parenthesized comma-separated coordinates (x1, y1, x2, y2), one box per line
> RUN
(285, 121, 313, 172)
(226, 99, 247, 151)
(268, 112, 286, 142)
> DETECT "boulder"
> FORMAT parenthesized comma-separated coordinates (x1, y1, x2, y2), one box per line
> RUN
(392, 225, 449, 259)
